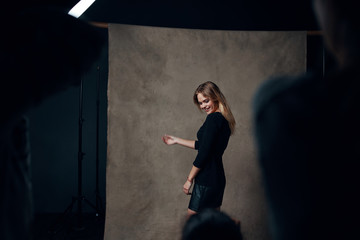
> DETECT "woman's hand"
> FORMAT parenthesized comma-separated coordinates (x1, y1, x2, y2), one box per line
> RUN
(162, 135, 196, 149)
(183, 178, 193, 195)
(162, 134, 177, 145)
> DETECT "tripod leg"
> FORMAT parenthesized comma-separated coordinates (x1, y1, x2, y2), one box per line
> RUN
(83, 197, 98, 212)
(48, 197, 77, 235)
(96, 193, 105, 217)
(74, 196, 85, 231)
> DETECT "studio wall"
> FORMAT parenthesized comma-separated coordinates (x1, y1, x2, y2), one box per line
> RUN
(29, 43, 108, 214)
(106, 24, 306, 240)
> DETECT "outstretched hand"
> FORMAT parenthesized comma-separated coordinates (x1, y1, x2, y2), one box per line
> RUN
(162, 134, 177, 145)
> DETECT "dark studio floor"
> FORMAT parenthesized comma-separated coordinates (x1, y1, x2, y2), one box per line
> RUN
(33, 212, 105, 240)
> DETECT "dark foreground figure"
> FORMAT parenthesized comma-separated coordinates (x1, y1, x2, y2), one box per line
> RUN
(182, 209, 243, 240)
(253, 0, 360, 239)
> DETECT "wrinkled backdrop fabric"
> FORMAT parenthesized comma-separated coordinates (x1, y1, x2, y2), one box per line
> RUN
(106, 24, 306, 240)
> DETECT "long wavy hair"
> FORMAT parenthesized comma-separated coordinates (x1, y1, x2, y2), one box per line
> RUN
(193, 81, 236, 135)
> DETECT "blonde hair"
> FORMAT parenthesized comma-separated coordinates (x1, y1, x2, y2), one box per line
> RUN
(193, 81, 236, 135)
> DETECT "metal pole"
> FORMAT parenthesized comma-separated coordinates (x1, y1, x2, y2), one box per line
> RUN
(77, 76, 84, 230)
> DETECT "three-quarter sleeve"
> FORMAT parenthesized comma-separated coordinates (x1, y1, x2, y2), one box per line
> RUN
(193, 114, 221, 169)
(194, 140, 199, 150)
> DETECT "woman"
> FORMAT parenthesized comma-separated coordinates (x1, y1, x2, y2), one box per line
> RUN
(162, 81, 235, 217)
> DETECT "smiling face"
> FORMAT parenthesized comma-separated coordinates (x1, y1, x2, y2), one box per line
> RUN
(197, 93, 218, 115)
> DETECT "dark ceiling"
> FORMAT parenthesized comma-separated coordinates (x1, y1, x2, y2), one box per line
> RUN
(9, 0, 319, 30)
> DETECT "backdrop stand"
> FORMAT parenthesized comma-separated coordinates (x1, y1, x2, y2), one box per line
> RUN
(95, 66, 105, 218)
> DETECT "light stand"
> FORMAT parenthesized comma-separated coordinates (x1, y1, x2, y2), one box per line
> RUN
(49, 70, 104, 235)
(95, 66, 105, 217)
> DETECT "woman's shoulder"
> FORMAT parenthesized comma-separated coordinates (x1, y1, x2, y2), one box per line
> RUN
(207, 111, 223, 118)
(205, 112, 226, 124)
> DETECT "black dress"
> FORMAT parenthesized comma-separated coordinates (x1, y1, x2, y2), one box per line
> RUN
(188, 112, 231, 212)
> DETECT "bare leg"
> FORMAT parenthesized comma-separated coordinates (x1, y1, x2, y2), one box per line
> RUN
(188, 207, 219, 218)
(187, 208, 197, 219)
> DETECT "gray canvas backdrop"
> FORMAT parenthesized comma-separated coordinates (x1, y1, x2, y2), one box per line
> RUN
(106, 24, 306, 240)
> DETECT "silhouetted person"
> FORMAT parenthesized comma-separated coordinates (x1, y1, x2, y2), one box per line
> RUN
(0, 5, 105, 240)
(253, 0, 360, 239)
(182, 208, 243, 240)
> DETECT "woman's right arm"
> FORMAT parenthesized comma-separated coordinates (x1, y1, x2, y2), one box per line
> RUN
(162, 134, 195, 149)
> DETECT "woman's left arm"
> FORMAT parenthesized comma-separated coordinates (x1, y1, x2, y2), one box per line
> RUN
(183, 165, 200, 195)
